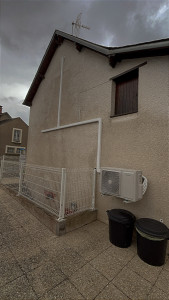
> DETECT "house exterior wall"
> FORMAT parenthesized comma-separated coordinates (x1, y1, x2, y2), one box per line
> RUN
(0, 118, 28, 156)
(27, 40, 169, 226)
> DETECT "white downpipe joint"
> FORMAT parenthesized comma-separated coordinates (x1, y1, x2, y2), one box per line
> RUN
(42, 118, 102, 173)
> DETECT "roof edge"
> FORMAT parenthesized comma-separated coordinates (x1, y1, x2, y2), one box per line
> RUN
(23, 30, 169, 107)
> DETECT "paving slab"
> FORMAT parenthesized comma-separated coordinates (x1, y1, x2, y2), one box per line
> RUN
(112, 266, 152, 300)
(27, 227, 54, 245)
(0, 275, 38, 300)
(0, 233, 5, 246)
(0, 214, 21, 234)
(26, 260, 66, 297)
(70, 263, 108, 299)
(95, 281, 130, 300)
(57, 227, 111, 263)
(164, 256, 169, 272)
(155, 269, 169, 294)
(148, 286, 169, 300)
(3, 227, 33, 248)
(1, 186, 169, 300)
(90, 245, 135, 280)
(12, 245, 48, 273)
(79, 220, 109, 235)
(75, 234, 111, 261)
(127, 254, 163, 284)
(42, 240, 87, 277)
(0, 245, 24, 287)
(39, 279, 85, 300)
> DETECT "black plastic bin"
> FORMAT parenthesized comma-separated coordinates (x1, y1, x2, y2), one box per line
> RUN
(136, 218, 169, 266)
(107, 209, 136, 248)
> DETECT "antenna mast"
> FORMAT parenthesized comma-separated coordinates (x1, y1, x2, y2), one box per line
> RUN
(72, 13, 90, 37)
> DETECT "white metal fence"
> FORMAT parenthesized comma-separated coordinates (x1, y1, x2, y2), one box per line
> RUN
(0, 159, 96, 220)
(19, 164, 63, 218)
(3, 155, 20, 161)
(65, 168, 96, 217)
(0, 159, 20, 192)
(0, 155, 26, 192)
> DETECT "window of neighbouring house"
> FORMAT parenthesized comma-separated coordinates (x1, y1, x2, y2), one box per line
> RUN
(16, 147, 26, 154)
(111, 68, 139, 117)
(5, 146, 16, 154)
(12, 128, 22, 143)
(5, 145, 26, 155)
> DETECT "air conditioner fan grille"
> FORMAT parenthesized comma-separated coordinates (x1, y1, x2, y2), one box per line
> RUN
(101, 170, 120, 196)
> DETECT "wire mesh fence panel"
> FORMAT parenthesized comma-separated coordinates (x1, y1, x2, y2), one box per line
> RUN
(65, 168, 95, 216)
(20, 164, 62, 216)
(0, 160, 20, 192)
(19, 154, 26, 164)
(0, 159, 96, 219)
(3, 155, 20, 161)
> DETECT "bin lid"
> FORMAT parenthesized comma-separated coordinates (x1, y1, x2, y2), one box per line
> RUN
(136, 218, 169, 239)
(107, 209, 136, 225)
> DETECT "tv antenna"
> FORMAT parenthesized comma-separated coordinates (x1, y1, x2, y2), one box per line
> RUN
(72, 13, 90, 37)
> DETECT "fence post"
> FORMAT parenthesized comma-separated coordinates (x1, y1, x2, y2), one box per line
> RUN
(58, 168, 66, 221)
(92, 168, 96, 210)
(18, 162, 24, 196)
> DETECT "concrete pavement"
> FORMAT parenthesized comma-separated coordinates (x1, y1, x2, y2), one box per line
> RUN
(0, 186, 169, 300)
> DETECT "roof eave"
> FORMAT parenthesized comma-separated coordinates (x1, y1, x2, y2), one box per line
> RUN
(108, 44, 169, 68)
(23, 32, 62, 107)
(23, 31, 169, 107)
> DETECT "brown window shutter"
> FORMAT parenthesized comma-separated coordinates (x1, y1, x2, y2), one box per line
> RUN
(114, 69, 138, 116)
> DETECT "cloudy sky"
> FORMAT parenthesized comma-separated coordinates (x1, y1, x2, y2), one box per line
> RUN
(0, 0, 169, 124)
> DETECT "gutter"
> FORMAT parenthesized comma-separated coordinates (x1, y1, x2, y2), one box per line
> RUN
(54, 30, 169, 56)
(108, 39, 169, 55)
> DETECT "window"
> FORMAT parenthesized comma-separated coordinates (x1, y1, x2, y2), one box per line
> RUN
(16, 147, 26, 154)
(5, 145, 26, 155)
(16, 148, 21, 154)
(111, 69, 138, 117)
(12, 128, 22, 143)
(5, 146, 16, 154)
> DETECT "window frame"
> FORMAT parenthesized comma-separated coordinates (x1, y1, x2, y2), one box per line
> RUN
(5, 145, 26, 155)
(12, 128, 22, 143)
(110, 62, 147, 118)
(5, 145, 16, 154)
(114, 69, 138, 117)
(16, 147, 26, 154)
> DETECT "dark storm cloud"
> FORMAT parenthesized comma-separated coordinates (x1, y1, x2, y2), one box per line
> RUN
(83, 0, 169, 46)
(0, 0, 169, 123)
(1, 97, 30, 125)
(1, 0, 89, 84)
(0, 0, 90, 123)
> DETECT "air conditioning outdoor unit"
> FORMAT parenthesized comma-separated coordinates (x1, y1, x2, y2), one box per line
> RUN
(101, 167, 143, 202)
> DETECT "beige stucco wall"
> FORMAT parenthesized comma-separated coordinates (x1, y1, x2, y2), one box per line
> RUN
(27, 40, 169, 226)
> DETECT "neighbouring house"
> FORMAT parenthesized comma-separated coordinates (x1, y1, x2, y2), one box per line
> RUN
(0, 106, 28, 157)
(23, 30, 169, 227)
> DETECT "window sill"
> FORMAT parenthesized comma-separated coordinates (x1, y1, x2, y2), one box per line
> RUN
(12, 141, 21, 144)
(110, 111, 138, 118)
(5, 153, 19, 155)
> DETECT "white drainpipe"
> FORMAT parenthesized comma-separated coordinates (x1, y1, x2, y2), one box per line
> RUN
(57, 56, 64, 127)
(42, 56, 102, 173)
(41, 118, 102, 173)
